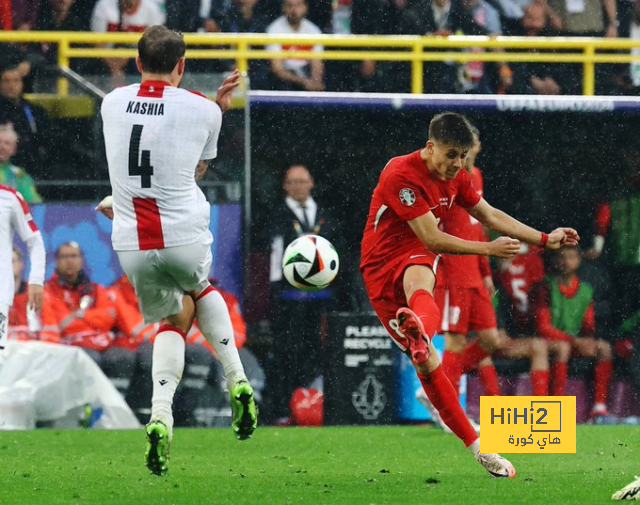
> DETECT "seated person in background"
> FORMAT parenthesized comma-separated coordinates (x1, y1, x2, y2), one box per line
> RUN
(90, 0, 166, 85)
(0, 124, 42, 203)
(266, 0, 325, 91)
(0, 66, 57, 178)
(531, 246, 613, 421)
(507, 4, 581, 95)
(42, 242, 136, 397)
(8, 245, 58, 341)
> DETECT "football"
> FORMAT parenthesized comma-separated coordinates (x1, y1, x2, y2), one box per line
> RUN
(282, 235, 339, 291)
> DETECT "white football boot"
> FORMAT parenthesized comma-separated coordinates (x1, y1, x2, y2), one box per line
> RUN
(476, 451, 517, 478)
(612, 476, 640, 500)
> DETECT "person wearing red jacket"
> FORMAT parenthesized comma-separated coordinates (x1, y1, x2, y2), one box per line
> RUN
(531, 246, 613, 420)
(43, 242, 136, 396)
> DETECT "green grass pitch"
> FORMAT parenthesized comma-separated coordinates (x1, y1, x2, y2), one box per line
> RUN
(1, 425, 637, 505)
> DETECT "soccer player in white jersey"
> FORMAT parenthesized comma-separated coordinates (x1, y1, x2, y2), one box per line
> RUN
(97, 25, 257, 476)
(0, 185, 45, 349)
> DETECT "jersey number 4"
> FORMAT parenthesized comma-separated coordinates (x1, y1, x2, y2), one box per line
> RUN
(129, 124, 154, 188)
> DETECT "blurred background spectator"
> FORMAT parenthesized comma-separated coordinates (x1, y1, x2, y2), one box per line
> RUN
(0, 124, 42, 203)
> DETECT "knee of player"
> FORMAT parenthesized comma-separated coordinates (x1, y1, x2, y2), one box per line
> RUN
(531, 337, 549, 356)
(597, 339, 613, 360)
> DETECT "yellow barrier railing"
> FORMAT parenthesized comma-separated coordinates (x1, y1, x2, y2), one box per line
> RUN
(2, 31, 640, 95)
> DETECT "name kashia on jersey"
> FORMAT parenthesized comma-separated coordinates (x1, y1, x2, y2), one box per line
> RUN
(126, 101, 165, 116)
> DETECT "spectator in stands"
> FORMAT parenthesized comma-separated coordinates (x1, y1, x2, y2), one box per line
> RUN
(264, 164, 338, 424)
(257, 0, 332, 30)
(12, 0, 42, 31)
(398, 0, 460, 93)
(42, 242, 136, 397)
(220, 0, 269, 33)
(450, 0, 513, 93)
(8, 247, 34, 341)
(0, 125, 42, 203)
(166, 0, 226, 33)
(607, 0, 640, 95)
(507, 3, 581, 95)
(266, 0, 325, 91)
(217, 0, 271, 88)
(35, 0, 96, 72)
(531, 246, 613, 421)
(349, 0, 412, 92)
(90, 0, 166, 85)
(0, 66, 57, 178)
(548, 0, 618, 36)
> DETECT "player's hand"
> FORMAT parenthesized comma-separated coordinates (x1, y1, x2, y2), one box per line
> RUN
(95, 195, 114, 220)
(488, 236, 520, 258)
(545, 227, 580, 249)
(216, 69, 240, 113)
(28, 284, 43, 312)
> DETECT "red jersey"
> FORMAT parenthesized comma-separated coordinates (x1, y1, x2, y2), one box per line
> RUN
(360, 150, 481, 298)
(495, 247, 545, 331)
(438, 166, 490, 289)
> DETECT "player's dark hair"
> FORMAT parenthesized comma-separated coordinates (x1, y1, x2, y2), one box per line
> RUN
(429, 112, 476, 149)
(138, 25, 185, 74)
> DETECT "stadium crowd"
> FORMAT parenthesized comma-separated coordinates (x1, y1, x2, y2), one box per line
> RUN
(0, 0, 639, 95)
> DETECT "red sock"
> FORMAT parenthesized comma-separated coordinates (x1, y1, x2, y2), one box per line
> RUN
(442, 350, 463, 395)
(417, 367, 478, 447)
(593, 361, 613, 405)
(408, 289, 440, 339)
(550, 362, 568, 396)
(477, 365, 501, 396)
(531, 370, 549, 396)
(460, 341, 490, 375)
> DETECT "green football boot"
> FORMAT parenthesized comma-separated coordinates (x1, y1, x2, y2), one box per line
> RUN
(145, 420, 170, 476)
(230, 379, 258, 440)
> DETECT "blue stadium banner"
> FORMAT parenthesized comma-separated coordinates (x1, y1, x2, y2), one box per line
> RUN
(16, 203, 243, 301)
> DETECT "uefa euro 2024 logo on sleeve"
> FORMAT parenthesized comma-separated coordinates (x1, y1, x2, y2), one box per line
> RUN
(480, 397, 576, 453)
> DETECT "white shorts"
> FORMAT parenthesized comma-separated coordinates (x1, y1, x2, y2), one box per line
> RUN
(117, 243, 212, 323)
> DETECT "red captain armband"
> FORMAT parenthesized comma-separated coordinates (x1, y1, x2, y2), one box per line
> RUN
(540, 232, 549, 248)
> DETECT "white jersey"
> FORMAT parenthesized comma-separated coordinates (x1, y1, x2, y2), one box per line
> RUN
(90, 0, 166, 33)
(0, 185, 45, 307)
(266, 16, 323, 77)
(101, 81, 222, 251)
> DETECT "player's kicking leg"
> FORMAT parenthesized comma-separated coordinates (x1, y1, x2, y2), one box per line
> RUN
(193, 285, 257, 440)
(399, 266, 516, 479)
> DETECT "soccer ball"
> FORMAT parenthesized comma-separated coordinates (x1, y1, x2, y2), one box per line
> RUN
(282, 235, 339, 291)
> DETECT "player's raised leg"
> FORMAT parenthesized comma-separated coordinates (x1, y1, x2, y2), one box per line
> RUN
(193, 285, 257, 439)
(402, 265, 516, 478)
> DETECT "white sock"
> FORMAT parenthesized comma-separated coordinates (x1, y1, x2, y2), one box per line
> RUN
(151, 329, 185, 432)
(468, 438, 481, 458)
(196, 289, 246, 391)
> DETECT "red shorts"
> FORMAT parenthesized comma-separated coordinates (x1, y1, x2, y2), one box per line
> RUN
(434, 286, 497, 335)
(363, 249, 441, 353)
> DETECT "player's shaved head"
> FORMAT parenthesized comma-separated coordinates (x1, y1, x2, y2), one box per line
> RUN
(428, 112, 476, 150)
(138, 25, 186, 74)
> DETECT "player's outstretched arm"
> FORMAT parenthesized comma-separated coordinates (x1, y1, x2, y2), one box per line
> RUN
(468, 199, 580, 249)
(408, 212, 520, 258)
(215, 69, 240, 113)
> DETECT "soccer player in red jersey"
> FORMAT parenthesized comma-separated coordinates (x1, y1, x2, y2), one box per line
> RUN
(433, 130, 551, 407)
(360, 112, 579, 478)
